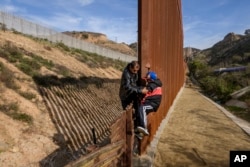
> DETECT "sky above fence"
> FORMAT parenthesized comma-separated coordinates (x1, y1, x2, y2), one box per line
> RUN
(1, 0, 250, 50)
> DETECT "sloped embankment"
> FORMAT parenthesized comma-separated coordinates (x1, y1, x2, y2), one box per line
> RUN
(33, 75, 124, 166)
(0, 30, 125, 166)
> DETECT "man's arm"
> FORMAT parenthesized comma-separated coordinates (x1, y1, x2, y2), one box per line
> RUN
(123, 72, 142, 94)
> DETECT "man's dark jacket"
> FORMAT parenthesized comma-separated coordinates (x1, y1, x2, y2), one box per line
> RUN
(119, 65, 142, 101)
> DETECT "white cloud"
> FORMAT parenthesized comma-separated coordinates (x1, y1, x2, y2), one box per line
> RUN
(0, 0, 137, 44)
(0, 5, 25, 13)
(22, 13, 83, 31)
(85, 16, 137, 43)
(23, 12, 137, 44)
(183, 20, 201, 33)
(77, 0, 95, 6)
(215, 0, 229, 8)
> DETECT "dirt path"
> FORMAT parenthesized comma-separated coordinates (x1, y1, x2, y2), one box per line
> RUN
(153, 87, 250, 167)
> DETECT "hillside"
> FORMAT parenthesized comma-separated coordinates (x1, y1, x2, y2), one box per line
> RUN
(0, 30, 125, 166)
(187, 31, 250, 123)
(191, 32, 250, 67)
(63, 31, 137, 56)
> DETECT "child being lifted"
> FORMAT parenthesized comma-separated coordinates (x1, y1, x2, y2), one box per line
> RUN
(136, 71, 162, 136)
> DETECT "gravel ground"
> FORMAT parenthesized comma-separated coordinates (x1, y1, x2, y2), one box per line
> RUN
(153, 87, 250, 167)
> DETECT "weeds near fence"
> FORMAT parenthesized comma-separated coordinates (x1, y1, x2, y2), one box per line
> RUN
(10, 28, 21, 35)
(55, 42, 70, 52)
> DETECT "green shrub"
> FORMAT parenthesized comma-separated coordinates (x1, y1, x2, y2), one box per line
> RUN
(11, 28, 21, 34)
(188, 59, 211, 79)
(81, 34, 88, 39)
(0, 102, 33, 124)
(16, 56, 41, 76)
(0, 23, 7, 32)
(0, 49, 11, 60)
(55, 65, 71, 76)
(16, 62, 35, 76)
(44, 45, 52, 51)
(0, 102, 18, 112)
(226, 106, 250, 123)
(19, 91, 36, 100)
(0, 62, 3, 71)
(1, 41, 23, 63)
(10, 112, 33, 124)
(29, 53, 54, 69)
(200, 76, 217, 93)
(232, 55, 243, 64)
(22, 57, 40, 69)
(0, 63, 19, 90)
(55, 42, 70, 52)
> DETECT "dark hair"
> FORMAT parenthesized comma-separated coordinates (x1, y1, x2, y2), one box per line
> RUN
(129, 61, 140, 69)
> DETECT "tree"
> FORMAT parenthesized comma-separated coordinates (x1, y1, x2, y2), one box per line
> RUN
(244, 29, 250, 35)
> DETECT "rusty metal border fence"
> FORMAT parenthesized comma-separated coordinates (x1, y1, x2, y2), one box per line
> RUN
(138, 0, 186, 154)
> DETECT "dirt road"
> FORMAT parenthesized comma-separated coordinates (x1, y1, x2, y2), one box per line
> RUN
(153, 87, 250, 167)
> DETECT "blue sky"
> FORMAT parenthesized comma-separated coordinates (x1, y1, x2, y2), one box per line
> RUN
(0, 0, 250, 50)
(182, 0, 250, 49)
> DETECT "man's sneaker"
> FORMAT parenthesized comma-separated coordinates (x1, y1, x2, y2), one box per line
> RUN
(135, 132, 143, 140)
(137, 126, 149, 135)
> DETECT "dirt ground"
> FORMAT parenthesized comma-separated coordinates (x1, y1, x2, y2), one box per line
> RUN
(153, 87, 250, 167)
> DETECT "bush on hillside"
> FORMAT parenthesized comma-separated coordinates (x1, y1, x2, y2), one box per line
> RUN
(0, 23, 7, 32)
(0, 62, 19, 90)
(188, 56, 246, 103)
(0, 102, 33, 124)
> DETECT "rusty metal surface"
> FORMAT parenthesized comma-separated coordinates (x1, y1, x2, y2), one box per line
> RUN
(138, 0, 186, 153)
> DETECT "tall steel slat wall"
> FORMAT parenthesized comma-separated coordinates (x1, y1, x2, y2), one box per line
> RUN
(138, 0, 186, 153)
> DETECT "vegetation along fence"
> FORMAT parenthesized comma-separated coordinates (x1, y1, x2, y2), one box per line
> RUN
(0, 11, 136, 62)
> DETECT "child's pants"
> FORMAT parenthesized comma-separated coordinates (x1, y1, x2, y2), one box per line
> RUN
(137, 104, 154, 128)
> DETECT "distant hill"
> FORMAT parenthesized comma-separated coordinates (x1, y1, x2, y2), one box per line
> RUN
(63, 31, 137, 56)
(183, 47, 201, 62)
(187, 30, 250, 123)
(192, 32, 250, 67)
